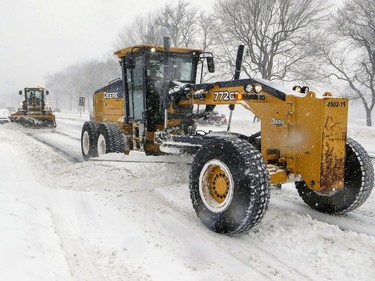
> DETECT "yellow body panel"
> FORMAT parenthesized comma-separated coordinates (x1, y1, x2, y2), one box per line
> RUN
(269, 169, 287, 185)
(94, 91, 124, 124)
(181, 84, 348, 192)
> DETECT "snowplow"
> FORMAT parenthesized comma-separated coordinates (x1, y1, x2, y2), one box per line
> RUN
(10, 87, 56, 128)
(81, 38, 374, 234)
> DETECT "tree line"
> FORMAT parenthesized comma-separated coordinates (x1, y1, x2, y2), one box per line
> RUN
(45, 0, 375, 126)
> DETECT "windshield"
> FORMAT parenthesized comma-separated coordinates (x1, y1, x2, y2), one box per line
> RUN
(147, 53, 196, 83)
(25, 89, 44, 101)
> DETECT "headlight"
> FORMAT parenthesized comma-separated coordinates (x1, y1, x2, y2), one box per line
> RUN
(254, 84, 263, 93)
(293, 85, 301, 92)
(244, 84, 253, 93)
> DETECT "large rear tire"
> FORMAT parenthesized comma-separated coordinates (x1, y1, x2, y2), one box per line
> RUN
(189, 138, 270, 234)
(81, 121, 100, 161)
(296, 137, 374, 214)
(108, 123, 125, 153)
(97, 123, 125, 157)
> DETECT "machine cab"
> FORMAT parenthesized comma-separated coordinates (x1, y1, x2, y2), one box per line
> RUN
(20, 87, 49, 112)
(115, 45, 203, 129)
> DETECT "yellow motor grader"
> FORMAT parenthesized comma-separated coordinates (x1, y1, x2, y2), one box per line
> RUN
(81, 38, 374, 234)
(10, 87, 56, 128)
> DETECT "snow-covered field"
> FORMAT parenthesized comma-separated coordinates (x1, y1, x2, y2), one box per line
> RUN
(0, 112, 375, 281)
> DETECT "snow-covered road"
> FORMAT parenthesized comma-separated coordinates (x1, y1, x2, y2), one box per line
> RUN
(1, 113, 375, 281)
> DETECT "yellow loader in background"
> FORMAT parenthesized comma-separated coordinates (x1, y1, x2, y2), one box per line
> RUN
(10, 87, 56, 128)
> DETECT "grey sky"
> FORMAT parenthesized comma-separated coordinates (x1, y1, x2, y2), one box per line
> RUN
(0, 0, 215, 107)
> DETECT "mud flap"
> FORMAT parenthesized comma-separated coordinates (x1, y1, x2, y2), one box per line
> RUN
(319, 100, 348, 192)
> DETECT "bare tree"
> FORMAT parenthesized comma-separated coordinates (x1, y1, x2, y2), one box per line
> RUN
(45, 72, 70, 111)
(156, 0, 198, 47)
(213, 0, 328, 81)
(114, 13, 163, 49)
(318, 0, 375, 126)
(115, 1, 211, 50)
(45, 59, 120, 111)
(196, 12, 216, 51)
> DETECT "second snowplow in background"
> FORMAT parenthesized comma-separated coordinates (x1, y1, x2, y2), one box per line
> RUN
(10, 87, 56, 128)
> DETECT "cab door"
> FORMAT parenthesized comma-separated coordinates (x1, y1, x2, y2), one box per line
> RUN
(126, 56, 146, 121)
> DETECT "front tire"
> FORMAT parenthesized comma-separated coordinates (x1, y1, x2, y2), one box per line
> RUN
(296, 137, 374, 214)
(189, 138, 270, 234)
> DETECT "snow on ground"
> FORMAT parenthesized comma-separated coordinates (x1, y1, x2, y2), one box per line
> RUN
(0, 135, 72, 281)
(0, 113, 375, 281)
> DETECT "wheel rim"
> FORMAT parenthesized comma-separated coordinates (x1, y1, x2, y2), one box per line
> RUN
(199, 159, 234, 213)
(82, 131, 90, 155)
(97, 134, 106, 156)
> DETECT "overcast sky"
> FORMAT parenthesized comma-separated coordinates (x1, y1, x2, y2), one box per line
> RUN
(0, 0, 215, 106)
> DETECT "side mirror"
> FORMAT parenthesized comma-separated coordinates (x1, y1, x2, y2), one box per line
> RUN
(126, 53, 136, 69)
(207, 56, 215, 73)
(19, 90, 22, 95)
(46, 90, 49, 95)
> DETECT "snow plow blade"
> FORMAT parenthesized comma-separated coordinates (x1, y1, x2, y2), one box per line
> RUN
(10, 114, 56, 128)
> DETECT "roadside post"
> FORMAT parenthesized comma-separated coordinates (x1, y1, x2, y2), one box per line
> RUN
(79, 97, 85, 118)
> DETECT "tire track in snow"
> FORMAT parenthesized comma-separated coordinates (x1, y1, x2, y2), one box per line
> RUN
(135, 186, 314, 281)
(44, 189, 104, 281)
(53, 130, 81, 141)
(269, 196, 375, 237)
(148, 184, 375, 281)
(44, 189, 152, 281)
(27, 133, 82, 163)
